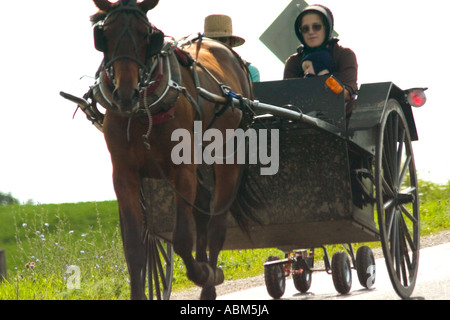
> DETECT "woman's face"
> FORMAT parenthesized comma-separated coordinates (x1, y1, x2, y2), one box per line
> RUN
(300, 13, 326, 48)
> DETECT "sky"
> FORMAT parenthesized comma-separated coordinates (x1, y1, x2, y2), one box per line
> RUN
(0, 0, 448, 204)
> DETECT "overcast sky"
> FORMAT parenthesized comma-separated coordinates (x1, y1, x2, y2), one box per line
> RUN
(0, 0, 448, 204)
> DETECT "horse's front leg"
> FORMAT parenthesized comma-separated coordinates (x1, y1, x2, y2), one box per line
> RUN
(200, 164, 241, 300)
(113, 172, 147, 300)
(172, 165, 215, 289)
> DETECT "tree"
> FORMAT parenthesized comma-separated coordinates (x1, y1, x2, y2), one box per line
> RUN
(0, 192, 19, 205)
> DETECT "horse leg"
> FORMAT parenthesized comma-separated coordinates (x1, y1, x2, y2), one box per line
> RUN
(200, 164, 241, 300)
(172, 166, 214, 288)
(114, 175, 147, 300)
(193, 167, 213, 263)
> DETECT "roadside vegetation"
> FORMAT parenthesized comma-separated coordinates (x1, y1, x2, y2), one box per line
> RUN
(0, 179, 448, 299)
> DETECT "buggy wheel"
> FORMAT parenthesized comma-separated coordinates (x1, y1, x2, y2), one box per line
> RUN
(292, 252, 312, 293)
(375, 99, 420, 299)
(147, 234, 174, 300)
(293, 269, 312, 293)
(264, 256, 286, 299)
(356, 246, 376, 289)
(331, 251, 352, 294)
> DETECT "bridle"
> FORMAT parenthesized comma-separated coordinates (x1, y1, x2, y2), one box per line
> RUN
(96, 3, 159, 88)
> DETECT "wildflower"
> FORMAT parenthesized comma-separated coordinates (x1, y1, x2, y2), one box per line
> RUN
(22, 223, 27, 227)
(44, 223, 49, 227)
(69, 230, 74, 234)
(80, 250, 85, 254)
(81, 234, 86, 237)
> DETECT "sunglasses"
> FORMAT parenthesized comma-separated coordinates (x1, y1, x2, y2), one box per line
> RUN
(300, 23, 323, 34)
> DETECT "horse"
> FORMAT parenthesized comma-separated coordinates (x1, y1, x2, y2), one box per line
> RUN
(89, 0, 260, 300)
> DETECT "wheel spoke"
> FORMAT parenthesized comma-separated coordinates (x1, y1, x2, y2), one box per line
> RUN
(398, 154, 411, 187)
(399, 210, 417, 252)
(382, 143, 395, 187)
(396, 129, 406, 182)
(400, 203, 418, 225)
(381, 176, 395, 198)
(385, 206, 396, 240)
(155, 240, 169, 291)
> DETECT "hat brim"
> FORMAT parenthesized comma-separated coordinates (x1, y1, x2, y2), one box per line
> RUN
(230, 36, 245, 47)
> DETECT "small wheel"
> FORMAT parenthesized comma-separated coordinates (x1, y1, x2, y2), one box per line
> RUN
(293, 269, 312, 293)
(356, 246, 376, 289)
(147, 235, 174, 300)
(264, 256, 286, 299)
(331, 251, 352, 294)
(375, 100, 420, 298)
(292, 254, 312, 293)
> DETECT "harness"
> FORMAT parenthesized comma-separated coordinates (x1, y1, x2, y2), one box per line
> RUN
(60, 3, 255, 217)
(92, 39, 185, 125)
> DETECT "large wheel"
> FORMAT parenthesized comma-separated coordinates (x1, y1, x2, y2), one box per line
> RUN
(375, 99, 420, 299)
(331, 251, 352, 294)
(264, 256, 286, 299)
(147, 234, 174, 300)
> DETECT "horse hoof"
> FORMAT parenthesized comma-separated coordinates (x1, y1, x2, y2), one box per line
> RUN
(187, 263, 215, 287)
(200, 286, 217, 300)
(215, 268, 224, 285)
(201, 263, 216, 287)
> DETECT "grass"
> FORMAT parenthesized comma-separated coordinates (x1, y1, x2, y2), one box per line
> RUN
(0, 179, 449, 299)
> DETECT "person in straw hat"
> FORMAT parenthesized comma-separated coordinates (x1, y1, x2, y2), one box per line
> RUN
(204, 14, 260, 82)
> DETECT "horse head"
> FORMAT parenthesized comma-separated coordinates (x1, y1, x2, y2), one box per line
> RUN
(92, 0, 164, 115)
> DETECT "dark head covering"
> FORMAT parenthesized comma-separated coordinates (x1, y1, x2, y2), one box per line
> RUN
(301, 50, 334, 75)
(294, 4, 334, 49)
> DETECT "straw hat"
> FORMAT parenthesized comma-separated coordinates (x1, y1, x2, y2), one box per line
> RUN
(204, 14, 245, 47)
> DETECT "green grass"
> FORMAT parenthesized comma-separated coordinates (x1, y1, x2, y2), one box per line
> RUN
(0, 179, 449, 299)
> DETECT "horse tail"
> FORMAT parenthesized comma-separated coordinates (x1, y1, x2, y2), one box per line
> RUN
(229, 164, 265, 236)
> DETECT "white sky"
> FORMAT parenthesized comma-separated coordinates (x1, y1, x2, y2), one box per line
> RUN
(0, 0, 448, 204)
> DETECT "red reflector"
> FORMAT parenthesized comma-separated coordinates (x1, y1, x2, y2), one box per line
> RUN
(407, 89, 427, 107)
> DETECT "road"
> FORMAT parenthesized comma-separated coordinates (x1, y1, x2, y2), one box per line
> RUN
(218, 242, 450, 300)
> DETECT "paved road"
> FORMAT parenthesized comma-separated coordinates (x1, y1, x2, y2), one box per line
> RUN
(218, 242, 450, 300)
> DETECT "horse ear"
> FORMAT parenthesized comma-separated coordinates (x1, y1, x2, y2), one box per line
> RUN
(93, 0, 113, 12)
(147, 28, 164, 58)
(139, 0, 159, 13)
(94, 25, 107, 52)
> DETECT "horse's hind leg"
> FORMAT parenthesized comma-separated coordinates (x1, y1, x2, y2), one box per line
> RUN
(194, 166, 214, 263)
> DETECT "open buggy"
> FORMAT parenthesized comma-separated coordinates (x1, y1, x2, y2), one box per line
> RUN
(136, 75, 426, 299)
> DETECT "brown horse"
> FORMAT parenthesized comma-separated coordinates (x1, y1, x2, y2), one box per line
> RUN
(90, 0, 258, 300)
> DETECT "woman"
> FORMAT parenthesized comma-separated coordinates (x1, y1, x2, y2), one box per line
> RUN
(284, 5, 358, 102)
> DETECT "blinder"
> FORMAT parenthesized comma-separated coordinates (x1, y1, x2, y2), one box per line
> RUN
(93, 22, 165, 61)
(147, 28, 165, 59)
(93, 24, 107, 53)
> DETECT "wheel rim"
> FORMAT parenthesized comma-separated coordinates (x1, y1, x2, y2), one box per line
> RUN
(344, 261, 351, 285)
(375, 101, 420, 298)
(147, 235, 174, 300)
